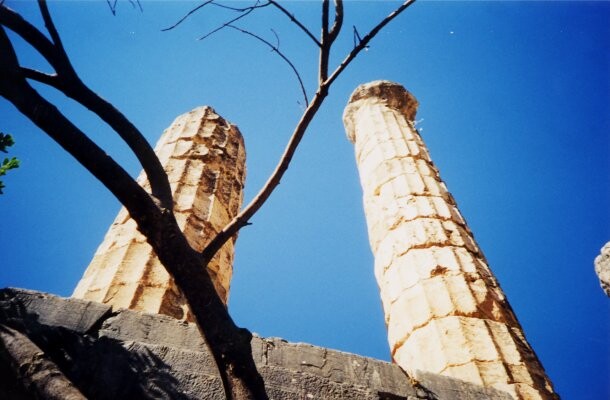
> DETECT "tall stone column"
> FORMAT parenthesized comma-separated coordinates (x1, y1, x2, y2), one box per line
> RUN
(343, 81, 556, 399)
(73, 106, 245, 321)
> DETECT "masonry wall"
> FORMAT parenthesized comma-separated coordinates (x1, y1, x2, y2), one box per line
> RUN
(1, 288, 517, 400)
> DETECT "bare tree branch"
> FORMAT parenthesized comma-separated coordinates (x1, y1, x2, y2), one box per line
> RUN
(0, 26, 161, 222)
(202, 0, 417, 262)
(268, 0, 320, 47)
(201, 86, 327, 262)
(161, 0, 214, 32)
(318, 0, 330, 84)
(1, 3, 174, 208)
(327, 0, 343, 46)
(19, 67, 58, 87)
(163, 0, 321, 49)
(197, 4, 257, 41)
(162, 0, 269, 33)
(2, 2, 417, 397)
(2, 28, 268, 398)
(326, 0, 416, 88)
(38, 0, 71, 72)
(211, 1, 266, 12)
(106, 0, 118, 16)
(128, 0, 143, 13)
(227, 24, 308, 106)
(0, 5, 58, 65)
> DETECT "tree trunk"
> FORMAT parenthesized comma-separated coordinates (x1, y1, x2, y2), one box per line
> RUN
(142, 211, 268, 400)
(0, 325, 86, 400)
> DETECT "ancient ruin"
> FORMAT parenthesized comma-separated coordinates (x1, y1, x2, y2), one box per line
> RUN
(343, 81, 557, 399)
(595, 241, 610, 297)
(72, 106, 246, 320)
(61, 82, 562, 399)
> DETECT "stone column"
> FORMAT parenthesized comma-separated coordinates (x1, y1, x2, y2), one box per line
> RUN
(73, 106, 245, 321)
(343, 81, 556, 399)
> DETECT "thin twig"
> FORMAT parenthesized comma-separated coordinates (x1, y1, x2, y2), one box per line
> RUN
(211, 1, 269, 13)
(227, 24, 308, 106)
(161, 0, 214, 32)
(162, 0, 268, 33)
(106, 0, 118, 16)
(271, 28, 279, 49)
(128, 0, 143, 13)
(198, 5, 256, 41)
(268, 0, 321, 47)
(326, 0, 416, 88)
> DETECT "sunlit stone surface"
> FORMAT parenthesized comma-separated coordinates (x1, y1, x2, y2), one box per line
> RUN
(73, 107, 245, 321)
(343, 81, 556, 399)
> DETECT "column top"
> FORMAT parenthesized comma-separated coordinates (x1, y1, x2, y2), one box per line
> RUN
(343, 81, 419, 144)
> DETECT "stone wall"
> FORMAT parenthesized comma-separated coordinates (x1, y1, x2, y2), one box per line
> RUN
(0, 288, 514, 399)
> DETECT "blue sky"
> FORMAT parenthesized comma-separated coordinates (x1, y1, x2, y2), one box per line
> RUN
(1, 1, 608, 398)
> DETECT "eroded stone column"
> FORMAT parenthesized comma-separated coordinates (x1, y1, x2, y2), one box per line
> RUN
(343, 81, 556, 399)
(73, 106, 245, 321)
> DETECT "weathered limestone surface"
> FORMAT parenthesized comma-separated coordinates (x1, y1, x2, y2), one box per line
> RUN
(343, 81, 557, 399)
(1, 288, 516, 399)
(595, 241, 610, 297)
(72, 107, 246, 320)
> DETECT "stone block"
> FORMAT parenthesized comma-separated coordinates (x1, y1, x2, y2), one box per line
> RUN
(0, 287, 111, 333)
(2, 288, 526, 400)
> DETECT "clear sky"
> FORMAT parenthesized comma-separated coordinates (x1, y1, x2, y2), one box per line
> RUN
(1, 1, 608, 398)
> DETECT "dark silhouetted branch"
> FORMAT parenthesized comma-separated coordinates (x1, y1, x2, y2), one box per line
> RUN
(201, 85, 327, 262)
(162, 0, 269, 33)
(318, 0, 330, 83)
(0, 26, 160, 221)
(161, 0, 214, 31)
(227, 24, 308, 106)
(20, 67, 58, 87)
(328, 0, 343, 46)
(202, 0, 417, 262)
(1, 2, 173, 207)
(198, 4, 257, 40)
(268, 0, 320, 47)
(0, 5, 58, 65)
(327, 0, 416, 88)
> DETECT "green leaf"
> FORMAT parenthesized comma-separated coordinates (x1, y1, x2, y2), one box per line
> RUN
(0, 133, 15, 153)
(0, 134, 19, 194)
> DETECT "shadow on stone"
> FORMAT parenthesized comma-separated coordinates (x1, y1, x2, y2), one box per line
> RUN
(0, 288, 187, 400)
